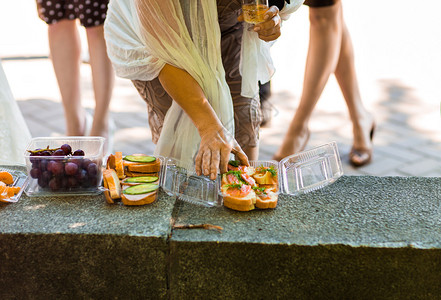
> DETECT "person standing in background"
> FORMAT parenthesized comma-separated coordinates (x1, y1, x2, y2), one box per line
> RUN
(35, 0, 114, 153)
(273, 0, 375, 167)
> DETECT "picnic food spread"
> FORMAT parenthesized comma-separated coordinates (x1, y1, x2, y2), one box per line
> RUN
(103, 152, 160, 206)
(220, 161, 278, 211)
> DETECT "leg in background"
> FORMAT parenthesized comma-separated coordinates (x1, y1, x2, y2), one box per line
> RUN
(273, 2, 342, 160)
(48, 19, 84, 136)
(85, 25, 114, 138)
(334, 18, 374, 165)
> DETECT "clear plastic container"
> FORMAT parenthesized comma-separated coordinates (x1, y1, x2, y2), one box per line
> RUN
(161, 158, 222, 207)
(279, 141, 343, 195)
(0, 161, 28, 202)
(23, 137, 105, 197)
(161, 142, 342, 208)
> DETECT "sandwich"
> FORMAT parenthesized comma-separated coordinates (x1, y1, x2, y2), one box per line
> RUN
(123, 154, 161, 175)
(102, 169, 121, 204)
(104, 152, 161, 206)
(221, 183, 256, 212)
(121, 183, 159, 206)
(220, 161, 279, 211)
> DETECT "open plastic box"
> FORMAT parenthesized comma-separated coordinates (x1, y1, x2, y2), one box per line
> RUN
(23, 137, 105, 197)
(160, 142, 343, 207)
(0, 160, 28, 203)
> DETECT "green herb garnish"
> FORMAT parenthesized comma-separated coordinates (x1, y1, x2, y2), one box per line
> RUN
(257, 165, 277, 177)
(228, 160, 240, 167)
(225, 183, 242, 189)
(252, 186, 266, 193)
(225, 170, 247, 185)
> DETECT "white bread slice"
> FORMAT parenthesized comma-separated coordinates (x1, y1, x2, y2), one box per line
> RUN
(223, 198, 255, 212)
(106, 154, 116, 170)
(252, 171, 277, 185)
(121, 190, 157, 206)
(259, 184, 278, 193)
(255, 191, 278, 209)
(102, 169, 121, 204)
(114, 152, 125, 179)
(221, 185, 256, 207)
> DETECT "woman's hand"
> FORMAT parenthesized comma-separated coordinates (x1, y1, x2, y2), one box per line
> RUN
(238, 6, 282, 42)
(195, 125, 249, 180)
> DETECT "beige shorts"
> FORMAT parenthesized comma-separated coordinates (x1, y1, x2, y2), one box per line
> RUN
(132, 79, 262, 149)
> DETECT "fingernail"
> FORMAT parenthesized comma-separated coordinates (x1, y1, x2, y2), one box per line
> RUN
(264, 14, 269, 20)
(204, 169, 209, 175)
(254, 26, 260, 31)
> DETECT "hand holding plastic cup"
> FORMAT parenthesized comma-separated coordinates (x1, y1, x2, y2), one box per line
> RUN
(242, 0, 269, 24)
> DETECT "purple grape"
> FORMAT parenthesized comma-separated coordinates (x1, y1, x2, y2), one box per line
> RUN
(30, 168, 41, 179)
(52, 149, 65, 156)
(61, 177, 69, 189)
(47, 160, 55, 172)
(73, 149, 85, 157)
(67, 176, 79, 188)
(87, 162, 98, 176)
(40, 159, 48, 172)
(76, 169, 88, 183)
(82, 158, 92, 170)
(32, 160, 40, 169)
(40, 150, 52, 156)
(29, 152, 40, 164)
(38, 176, 48, 188)
(65, 162, 79, 176)
(48, 178, 60, 191)
(60, 144, 72, 155)
(51, 161, 64, 176)
(70, 158, 83, 168)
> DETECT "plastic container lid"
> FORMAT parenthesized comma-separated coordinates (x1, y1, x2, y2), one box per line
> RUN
(279, 141, 343, 195)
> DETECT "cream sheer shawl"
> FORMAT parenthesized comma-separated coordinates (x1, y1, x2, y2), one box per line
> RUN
(0, 60, 32, 164)
(104, 0, 303, 163)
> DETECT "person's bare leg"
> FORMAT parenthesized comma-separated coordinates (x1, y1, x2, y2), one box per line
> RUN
(48, 19, 85, 136)
(85, 25, 114, 138)
(273, 2, 342, 160)
(334, 19, 374, 164)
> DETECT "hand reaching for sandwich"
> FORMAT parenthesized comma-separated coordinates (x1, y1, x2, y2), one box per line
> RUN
(195, 126, 249, 180)
(238, 5, 282, 42)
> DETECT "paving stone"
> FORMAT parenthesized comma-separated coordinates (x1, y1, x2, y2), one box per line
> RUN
(397, 158, 441, 176)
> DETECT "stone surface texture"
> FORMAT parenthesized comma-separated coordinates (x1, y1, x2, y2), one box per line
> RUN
(1, 175, 441, 298)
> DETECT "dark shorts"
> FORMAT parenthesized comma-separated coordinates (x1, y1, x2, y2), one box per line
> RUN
(303, 0, 337, 7)
(36, 0, 109, 27)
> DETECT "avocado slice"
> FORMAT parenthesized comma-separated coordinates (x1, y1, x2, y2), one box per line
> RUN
(124, 155, 156, 163)
(123, 183, 159, 195)
(124, 176, 158, 183)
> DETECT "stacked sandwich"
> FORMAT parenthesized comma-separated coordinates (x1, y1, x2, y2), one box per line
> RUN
(220, 161, 278, 211)
(103, 152, 161, 205)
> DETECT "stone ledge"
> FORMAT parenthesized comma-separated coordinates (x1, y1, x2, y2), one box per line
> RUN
(1, 175, 440, 298)
(169, 176, 441, 298)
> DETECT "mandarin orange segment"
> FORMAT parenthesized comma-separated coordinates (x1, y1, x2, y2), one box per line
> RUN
(0, 171, 14, 185)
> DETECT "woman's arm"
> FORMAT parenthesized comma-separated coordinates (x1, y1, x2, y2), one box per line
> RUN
(158, 64, 248, 179)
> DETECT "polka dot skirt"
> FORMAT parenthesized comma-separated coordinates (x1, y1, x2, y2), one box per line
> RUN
(36, 0, 109, 27)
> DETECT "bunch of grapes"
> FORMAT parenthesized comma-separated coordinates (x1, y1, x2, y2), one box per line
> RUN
(28, 144, 99, 191)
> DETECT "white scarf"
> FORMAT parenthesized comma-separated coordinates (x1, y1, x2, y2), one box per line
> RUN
(104, 0, 303, 163)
